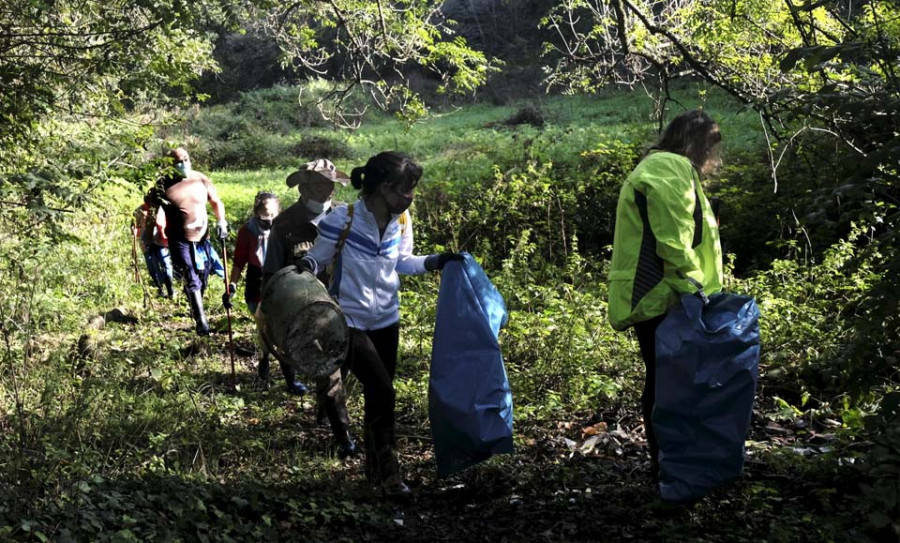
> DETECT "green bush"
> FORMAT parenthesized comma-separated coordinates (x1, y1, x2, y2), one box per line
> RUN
(207, 126, 292, 169)
(179, 84, 359, 169)
(290, 136, 352, 162)
(415, 137, 640, 272)
(736, 222, 892, 405)
(490, 236, 629, 420)
(859, 392, 900, 540)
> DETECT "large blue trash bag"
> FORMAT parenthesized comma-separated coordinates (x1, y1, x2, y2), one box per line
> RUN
(653, 291, 760, 503)
(429, 253, 514, 477)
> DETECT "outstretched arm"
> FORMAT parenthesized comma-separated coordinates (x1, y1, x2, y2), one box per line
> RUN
(395, 211, 429, 275)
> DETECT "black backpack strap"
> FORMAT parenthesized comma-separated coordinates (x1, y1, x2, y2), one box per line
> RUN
(334, 204, 354, 256)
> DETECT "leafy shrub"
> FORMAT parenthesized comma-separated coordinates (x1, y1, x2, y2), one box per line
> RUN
(501, 105, 545, 127)
(291, 136, 352, 162)
(574, 137, 642, 253)
(175, 84, 365, 170)
(736, 223, 892, 405)
(858, 392, 900, 539)
(415, 136, 640, 271)
(490, 235, 629, 420)
(236, 85, 329, 133)
(206, 126, 296, 170)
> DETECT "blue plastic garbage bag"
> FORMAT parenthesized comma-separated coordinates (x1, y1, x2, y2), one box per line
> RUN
(653, 291, 760, 503)
(429, 253, 514, 477)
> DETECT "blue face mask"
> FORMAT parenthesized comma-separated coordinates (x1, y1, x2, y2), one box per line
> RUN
(175, 160, 192, 177)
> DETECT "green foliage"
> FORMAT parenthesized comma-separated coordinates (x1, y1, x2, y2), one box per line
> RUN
(172, 84, 358, 169)
(859, 392, 900, 539)
(0, 0, 226, 161)
(492, 239, 626, 420)
(258, 0, 498, 125)
(736, 223, 892, 404)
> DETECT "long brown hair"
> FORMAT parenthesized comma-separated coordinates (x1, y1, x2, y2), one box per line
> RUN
(648, 110, 722, 175)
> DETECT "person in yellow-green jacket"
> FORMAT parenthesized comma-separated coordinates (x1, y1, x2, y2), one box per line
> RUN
(608, 109, 724, 478)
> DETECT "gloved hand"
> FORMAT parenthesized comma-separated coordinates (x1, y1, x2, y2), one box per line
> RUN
(425, 252, 465, 272)
(296, 258, 314, 274)
(222, 283, 236, 309)
(216, 220, 228, 241)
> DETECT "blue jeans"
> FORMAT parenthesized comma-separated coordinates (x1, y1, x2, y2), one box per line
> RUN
(169, 239, 210, 294)
(144, 245, 172, 288)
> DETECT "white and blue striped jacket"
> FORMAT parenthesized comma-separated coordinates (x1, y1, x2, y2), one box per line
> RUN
(302, 198, 428, 331)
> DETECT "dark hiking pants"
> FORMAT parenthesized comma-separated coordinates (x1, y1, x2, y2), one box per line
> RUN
(634, 313, 667, 471)
(338, 323, 400, 482)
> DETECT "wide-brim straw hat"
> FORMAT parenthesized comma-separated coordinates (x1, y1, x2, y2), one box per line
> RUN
(286, 159, 350, 188)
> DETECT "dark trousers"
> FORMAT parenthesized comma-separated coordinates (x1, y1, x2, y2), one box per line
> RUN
(339, 323, 400, 482)
(634, 314, 667, 468)
(169, 238, 210, 294)
(315, 367, 351, 439)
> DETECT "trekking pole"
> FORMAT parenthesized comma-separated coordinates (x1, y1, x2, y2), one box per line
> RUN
(130, 223, 153, 309)
(130, 225, 140, 283)
(219, 238, 237, 389)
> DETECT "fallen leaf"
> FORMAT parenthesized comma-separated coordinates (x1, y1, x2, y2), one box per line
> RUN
(582, 422, 608, 436)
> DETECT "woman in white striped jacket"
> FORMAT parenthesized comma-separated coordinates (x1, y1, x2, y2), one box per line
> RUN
(300, 151, 461, 498)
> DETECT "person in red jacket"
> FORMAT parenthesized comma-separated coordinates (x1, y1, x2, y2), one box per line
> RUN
(226, 192, 309, 396)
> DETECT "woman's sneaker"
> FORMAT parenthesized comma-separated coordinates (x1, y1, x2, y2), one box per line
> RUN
(381, 473, 411, 500)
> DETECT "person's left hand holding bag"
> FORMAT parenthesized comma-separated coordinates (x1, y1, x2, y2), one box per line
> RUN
(295, 257, 314, 274)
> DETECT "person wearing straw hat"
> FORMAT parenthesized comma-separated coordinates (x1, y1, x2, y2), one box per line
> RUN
(262, 158, 356, 458)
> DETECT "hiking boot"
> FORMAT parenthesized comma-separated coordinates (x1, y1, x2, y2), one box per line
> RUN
(286, 380, 308, 396)
(163, 277, 175, 299)
(337, 433, 358, 459)
(278, 359, 307, 395)
(316, 401, 328, 426)
(258, 354, 271, 382)
(187, 289, 209, 336)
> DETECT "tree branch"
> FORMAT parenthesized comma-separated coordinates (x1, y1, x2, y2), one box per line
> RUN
(618, 0, 753, 105)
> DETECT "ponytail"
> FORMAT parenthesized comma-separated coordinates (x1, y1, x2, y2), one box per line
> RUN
(350, 166, 366, 191)
(351, 151, 422, 196)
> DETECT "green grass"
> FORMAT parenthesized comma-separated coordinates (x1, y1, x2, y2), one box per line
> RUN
(213, 84, 763, 226)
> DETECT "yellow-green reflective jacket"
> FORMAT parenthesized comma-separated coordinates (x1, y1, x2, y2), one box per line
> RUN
(608, 151, 723, 331)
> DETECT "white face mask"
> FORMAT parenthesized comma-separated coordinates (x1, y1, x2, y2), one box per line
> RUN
(305, 199, 331, 214)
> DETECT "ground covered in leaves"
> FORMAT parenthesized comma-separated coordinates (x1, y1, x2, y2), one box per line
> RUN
(0, 299, 885, 543)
